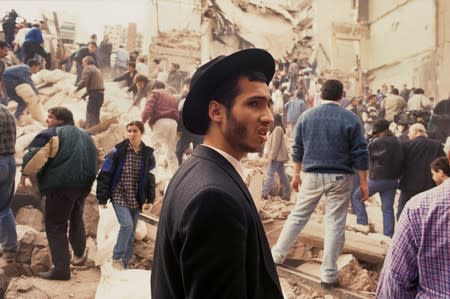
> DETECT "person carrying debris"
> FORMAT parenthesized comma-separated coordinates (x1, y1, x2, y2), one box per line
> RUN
(0, 104, 18, 263)
(2, 59, 45, 124)
(112, 61, 138, 94)
(73, 41, 97, 85)
(96, 121, 156, 270)
(74, 56, 104, 128)
(140, 79, 179, 179)
(20, 107, 102, 280)
(22, 22, 51, 69)
(151, 48, 284, 298)
(376, 137, 450, 298)
(271, 79, 369, 289)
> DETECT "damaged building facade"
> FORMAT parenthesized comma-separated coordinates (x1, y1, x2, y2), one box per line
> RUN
(194, 0, 449, 100)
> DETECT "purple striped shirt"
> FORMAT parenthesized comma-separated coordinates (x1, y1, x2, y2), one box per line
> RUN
(376, 178, 450, 298)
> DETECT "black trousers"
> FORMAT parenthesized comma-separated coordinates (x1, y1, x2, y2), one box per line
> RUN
(45, 186, 90, 273)
(22, 41, 51, 69)
(396, 190, 417, 220)
(86, 92, 104, 128)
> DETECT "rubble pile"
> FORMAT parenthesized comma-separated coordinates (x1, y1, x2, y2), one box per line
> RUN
(149, 29, 201, 75)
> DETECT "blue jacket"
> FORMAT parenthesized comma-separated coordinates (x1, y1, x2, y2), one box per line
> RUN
(2, 65, 38, 99)
(293, 102, 368, 174)
(96, 139, 156, 210)
(25, 27, 44, 44)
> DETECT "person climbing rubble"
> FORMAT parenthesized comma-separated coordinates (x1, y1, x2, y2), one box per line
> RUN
(2, 59, 45, 124)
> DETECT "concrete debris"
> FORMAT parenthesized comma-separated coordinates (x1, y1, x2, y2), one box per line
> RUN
(337, 254, 377, 292)
(15, 206, 44, 232)
(279, 277, 296, 299)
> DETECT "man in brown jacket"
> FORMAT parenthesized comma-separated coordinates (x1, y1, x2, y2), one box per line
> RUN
(75, 56, 104, 128)
(141, 81, 179, 179)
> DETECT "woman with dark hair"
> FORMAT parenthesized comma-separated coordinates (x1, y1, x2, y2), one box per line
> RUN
(96, 121, 156, 270)
(261, 113, 291, 200)
(430, 156, 450, 185)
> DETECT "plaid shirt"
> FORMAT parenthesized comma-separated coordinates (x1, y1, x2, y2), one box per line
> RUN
(111, 143, 142, 209)
(376, 178, 450, 298)
(0, 105, 16, 155)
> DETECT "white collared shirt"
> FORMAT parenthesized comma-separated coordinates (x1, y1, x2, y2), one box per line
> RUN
(321, 99, 340, 105)
(202, 144, 246, 182)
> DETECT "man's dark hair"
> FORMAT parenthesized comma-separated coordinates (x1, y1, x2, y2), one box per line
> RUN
(211, 71, 268, 110)
(296, 90, 304, 99)
(153, 80, 165, 89)
(0, 40, 8, 49)
(152, 58, 161, 64)
(368, 94, 377, 101)
(87, 41, 97, 48)
(134, 74, 148, 84)
(126, 120, 145, 134)
(272, 80, 280, 89)
(414, 88, 425, 94)
(171, 63, 180, 70)
(83, 56, 95, 65)
(392, 88, 399, 95)
(48, 107, 74, 126)
(321, 79, 343, 101)
(27, 59, 41, 68)
(430, 156, 450, 176)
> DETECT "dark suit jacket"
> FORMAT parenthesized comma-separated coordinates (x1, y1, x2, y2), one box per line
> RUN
(399, 136, 445, 194)
(151, 145, 283, 299)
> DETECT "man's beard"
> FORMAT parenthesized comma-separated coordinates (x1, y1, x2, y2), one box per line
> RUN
(224, 111, 262, 153)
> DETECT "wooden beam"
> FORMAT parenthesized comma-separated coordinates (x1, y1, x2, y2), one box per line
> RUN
(264, 220, 388, 264)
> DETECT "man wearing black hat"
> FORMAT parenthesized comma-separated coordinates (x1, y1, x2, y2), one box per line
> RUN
(151, 49, 283, 298)
(351, 119, 402, 237)
(271, 79, 369, 289)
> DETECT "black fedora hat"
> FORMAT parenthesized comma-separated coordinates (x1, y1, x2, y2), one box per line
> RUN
(183, 48, 275, 135)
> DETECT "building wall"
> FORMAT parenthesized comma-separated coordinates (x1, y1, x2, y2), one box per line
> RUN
(362, 0, 435, 70)
(359, 0, 450, 99)
(313, 0, 357, 71)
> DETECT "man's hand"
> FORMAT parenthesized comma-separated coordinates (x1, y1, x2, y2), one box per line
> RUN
(360, 184, 369, 202)
(291, 174, 302, 192)
(18, 175, 28, 189)
(142, 203, 152, 211)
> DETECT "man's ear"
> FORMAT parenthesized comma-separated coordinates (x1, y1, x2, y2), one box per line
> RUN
(208, 100, 224, 122)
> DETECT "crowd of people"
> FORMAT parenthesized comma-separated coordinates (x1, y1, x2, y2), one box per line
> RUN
(1, 8, 450, 299)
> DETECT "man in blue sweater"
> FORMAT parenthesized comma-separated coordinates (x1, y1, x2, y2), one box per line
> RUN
(271, 79, 369, 289)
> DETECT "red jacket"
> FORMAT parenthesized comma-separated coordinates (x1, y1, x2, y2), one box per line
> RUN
(141, 89, 179, 126)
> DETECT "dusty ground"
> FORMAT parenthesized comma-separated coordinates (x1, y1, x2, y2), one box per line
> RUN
(3, 266, 100, 299)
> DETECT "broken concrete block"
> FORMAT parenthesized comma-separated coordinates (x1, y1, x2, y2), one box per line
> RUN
(15, 206, 44, 232)
(15, 279, 32, 292)
(83, 194, 99, 238)
(30, 247, 51, 274)
(279, 278, 296, 299)
(134, 241, 153, 259)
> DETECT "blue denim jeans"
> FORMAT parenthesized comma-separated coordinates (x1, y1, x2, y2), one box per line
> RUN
(352, 178, 397, 237)
(5, 84, 26, 119)
(112, 203, 140, 266)
(262, 160, 291, 198)
(272, 172, 352, 283)
(0, 155, 17, 253)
